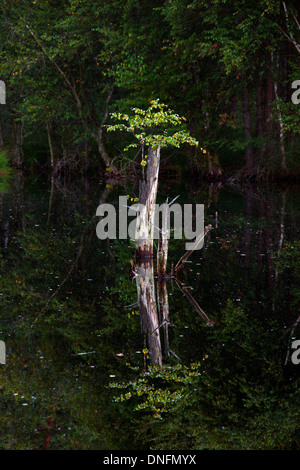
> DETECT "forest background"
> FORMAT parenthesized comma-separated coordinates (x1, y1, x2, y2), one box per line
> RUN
(0, 0, 299, 181)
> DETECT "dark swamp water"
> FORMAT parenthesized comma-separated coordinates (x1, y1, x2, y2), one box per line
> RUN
(0, 170, 299, 450)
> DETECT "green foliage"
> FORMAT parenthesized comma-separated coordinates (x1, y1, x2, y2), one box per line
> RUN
(107, 99, 200, 154)
(272, 99, 300, 135)
(0, 176, 299, 450)
(110, 362, 204, 420)
(0, 149, 12, 192)
(0, 0, 299, 173)
(274, 240, 300, 307)
(109, 298, 299, 450)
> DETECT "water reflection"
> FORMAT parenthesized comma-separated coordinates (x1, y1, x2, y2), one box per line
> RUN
(135, 260, 163, 369)
(134, 257, 215, 370)
(0, 170, 25, 250)
(0, 173, 299, 450)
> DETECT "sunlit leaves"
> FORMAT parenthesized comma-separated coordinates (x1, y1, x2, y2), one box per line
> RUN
(107, 99, 199, 158)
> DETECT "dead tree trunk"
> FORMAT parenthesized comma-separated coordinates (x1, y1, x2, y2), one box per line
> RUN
(175, 277, 215, 326)
(157, 198, 169, 279)
(135, 143, 161, 261)
(157, 231, 168, 279)
(174, 225, 211, 275)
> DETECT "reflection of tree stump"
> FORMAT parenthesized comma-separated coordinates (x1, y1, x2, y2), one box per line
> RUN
(136, 260, 163, 370)
(157, 279, 170, 356)
(135, 244, 154, 262)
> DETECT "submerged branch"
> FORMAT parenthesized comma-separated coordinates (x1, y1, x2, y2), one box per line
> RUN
(174, 225, 212, 275)
(175, 277, 215, 326)
(28, 238, 85, 333)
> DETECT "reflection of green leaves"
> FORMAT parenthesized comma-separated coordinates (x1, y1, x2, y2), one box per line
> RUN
(0, 149, 10, 170)
(109, 363, 203, 420)
(0, 150, 12, 192)
(108, 296, 299, 450)
(274, 241, 300, 307)
(0, 175, 11, 193)
(0, 212, 125, 449)
(275, 241, 300, 273)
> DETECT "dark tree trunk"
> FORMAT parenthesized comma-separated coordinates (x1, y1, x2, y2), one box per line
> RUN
(95, 87, 117, 172)
(11, 120, 24, 167)
(242, 88, 254, 169)
(265, 68, 275, 155)
(256, 78, 264, 137)
(96, 126, 117, 172)
(0, 118, 4, 149)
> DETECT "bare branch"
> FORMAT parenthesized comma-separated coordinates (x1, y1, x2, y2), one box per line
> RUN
(174, 225, 212, 274)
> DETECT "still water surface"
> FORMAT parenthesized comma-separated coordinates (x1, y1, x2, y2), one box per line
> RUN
(0, 171, 299, 449)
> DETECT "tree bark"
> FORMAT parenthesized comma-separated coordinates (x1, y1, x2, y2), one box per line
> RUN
(136, 260, 163, 369)
(135, 143, 161, 260)
(157, 278, 171, 357)
(157, 198, 169, 279)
